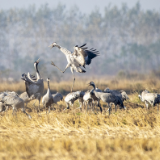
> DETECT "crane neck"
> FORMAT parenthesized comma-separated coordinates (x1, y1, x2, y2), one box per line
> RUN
(90, 84, 102, 99)
(47, 80, 51, 95)
(55, 44, 61, 49)
(55, 44, 71, 56)
(91, 84, 96, 90)
(34, 63, 41, 79)
(47, 80, 50, 90)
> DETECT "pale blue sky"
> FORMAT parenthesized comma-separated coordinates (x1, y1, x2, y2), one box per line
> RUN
(0, 0, 160, 13)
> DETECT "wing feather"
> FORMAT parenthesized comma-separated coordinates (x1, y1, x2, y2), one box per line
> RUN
(73, 43, 100, 66)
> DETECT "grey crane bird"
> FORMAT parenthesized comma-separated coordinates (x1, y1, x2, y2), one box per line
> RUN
(138, 90, 160, 110)
(83, 85, 102, 113)
(0, 91, 31, 119)
(42, 78, 54, 114)
(21, 59, 44, 112)
(64, 91, 85, 110)
(51, 92, 63, 111)
(49, 42, 100, 92)
(104, 88, 129, 102)
(52, 92, 63, 104)
(89, 82, 126, 115)
(19, 91, 36, 109)
(83, 90, 94, 112)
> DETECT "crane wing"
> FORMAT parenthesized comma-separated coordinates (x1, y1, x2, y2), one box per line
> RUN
(21, 73, 43, 97)
(73, 44, 100, 67)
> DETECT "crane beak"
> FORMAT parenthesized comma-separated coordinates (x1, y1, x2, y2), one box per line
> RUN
(36, 58, 40, 63)
(48, 44, 54, 48)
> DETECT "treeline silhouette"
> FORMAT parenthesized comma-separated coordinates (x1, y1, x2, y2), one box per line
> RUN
(0, 2, 160, 81)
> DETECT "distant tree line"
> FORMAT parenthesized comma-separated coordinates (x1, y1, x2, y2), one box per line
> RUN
(0, 2, 160, 81)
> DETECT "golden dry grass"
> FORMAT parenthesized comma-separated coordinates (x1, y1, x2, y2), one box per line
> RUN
(0, 78, 160, 160)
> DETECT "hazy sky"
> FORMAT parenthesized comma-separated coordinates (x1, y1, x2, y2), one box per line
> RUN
(0, 0, 160, 13)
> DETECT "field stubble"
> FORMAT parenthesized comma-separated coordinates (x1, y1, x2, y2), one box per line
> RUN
(0, 79, 160, 159)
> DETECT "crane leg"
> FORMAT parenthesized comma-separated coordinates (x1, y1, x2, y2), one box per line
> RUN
(21, 108, 32, 119)
(145, 101, 149, 110)
(92, 102, 94, 113)
(115, 104, 117, 112)
(98, 101, 102, 114)
(108, 103, 111, 116)
(51, 61, 70, 73)
(5, 106, 8, 112)
(38, 98, 41, 113)
(71, 75, 75, 92)
(48, 106, 50, 114)
(12, 108, 15, 115)
(45, 105, 47, 114)
(87, 102, 90, 113)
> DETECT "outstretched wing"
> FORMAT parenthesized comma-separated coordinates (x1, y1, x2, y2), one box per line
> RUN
(21, 73, 43, 97)
(73, 44, 100, 67)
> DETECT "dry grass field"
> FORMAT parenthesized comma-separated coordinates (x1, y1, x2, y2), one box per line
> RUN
(1, 78, 160, 160)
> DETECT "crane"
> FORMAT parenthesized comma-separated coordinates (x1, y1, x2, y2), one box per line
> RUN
(49, 42, 99, 92)
(21, 59, 44, 112)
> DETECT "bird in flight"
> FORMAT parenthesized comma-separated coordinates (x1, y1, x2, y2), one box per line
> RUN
(49, 42, 100, 92)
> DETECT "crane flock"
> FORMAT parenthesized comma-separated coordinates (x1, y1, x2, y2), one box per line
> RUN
(0, 42, 159, 118)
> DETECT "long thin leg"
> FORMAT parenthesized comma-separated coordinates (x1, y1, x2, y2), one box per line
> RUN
(92, 102, 95, 113)
(12, 108, 15, 115)
(5, 106, 8, 112)
(98, 101, 102, 114)
(109, 103, 111, 116)
(106, 103, 112, 116)
(48, 106, 50, 114)
(87, 102, 90, 113)
(51, 62, 70, 73)
(115, 104, 117, 112)
(145, 101, 149, 110)
(84, 102, 87, 113)
(38, 98, 41, 113)
(22, 108, 32, 119)
(45, 105, 47, 114)
(71, 73, 75, 92)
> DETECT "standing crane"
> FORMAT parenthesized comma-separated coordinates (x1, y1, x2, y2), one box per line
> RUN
(49, 42, 100, 92)
(0, 91, 31, 119)
(42, 78, 53, 114)
(88, 82, 126, 115)
(64, 91, 85, 111)
(138, 90, 160, 110)
(21, 59, 44, 112)
(104, 88, 129, 102)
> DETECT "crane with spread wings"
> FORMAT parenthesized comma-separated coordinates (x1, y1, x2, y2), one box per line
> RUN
(49, 42, 100, 92)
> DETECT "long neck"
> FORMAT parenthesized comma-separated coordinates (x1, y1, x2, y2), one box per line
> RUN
(47, 81, 51, 95)
(91, 84, 95, 90)
(55, 44, 61, 49)
(91, 84, 101, 99)
(34, 63, 41, 79)
(56, 44, 71, 56)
